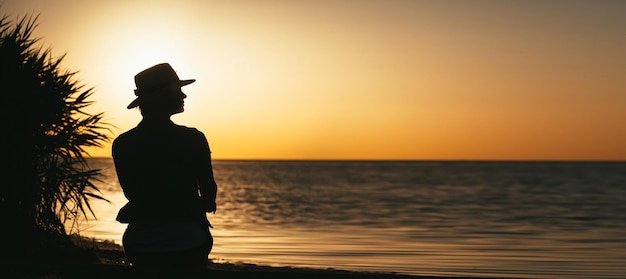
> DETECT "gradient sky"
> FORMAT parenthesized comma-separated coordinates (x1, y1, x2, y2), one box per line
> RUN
(4, 0, 626, 160)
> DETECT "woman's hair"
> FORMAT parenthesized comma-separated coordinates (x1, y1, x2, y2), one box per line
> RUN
(138, 87, 173, 117)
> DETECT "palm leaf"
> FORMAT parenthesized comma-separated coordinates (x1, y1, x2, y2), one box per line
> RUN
(1, 12, 112, 247)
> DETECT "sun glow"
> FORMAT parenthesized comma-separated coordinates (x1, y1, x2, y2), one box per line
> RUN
(5, 0, 625, 160)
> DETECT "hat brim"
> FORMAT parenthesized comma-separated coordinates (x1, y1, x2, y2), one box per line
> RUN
(127, 79, 196, 109)
(180, 79, 195, 86)
(126, 98, 142, 109)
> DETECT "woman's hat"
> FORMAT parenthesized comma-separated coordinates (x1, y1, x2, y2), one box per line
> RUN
(127, 63, 195, 109)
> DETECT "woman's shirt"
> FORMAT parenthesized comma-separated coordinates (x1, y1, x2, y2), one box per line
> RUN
(112, 119, 215, 225)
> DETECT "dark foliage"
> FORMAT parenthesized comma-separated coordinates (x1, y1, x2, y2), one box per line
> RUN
(0, 12, 111, 262)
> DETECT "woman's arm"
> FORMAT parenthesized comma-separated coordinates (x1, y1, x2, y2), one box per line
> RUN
(196, 132, 218, 213)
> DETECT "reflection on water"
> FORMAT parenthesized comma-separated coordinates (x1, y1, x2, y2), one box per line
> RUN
(73, 159, 626, 279)
(66, 189, 126, 244)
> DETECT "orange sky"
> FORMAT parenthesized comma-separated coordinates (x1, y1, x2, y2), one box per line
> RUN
(4, 0, 626, 160)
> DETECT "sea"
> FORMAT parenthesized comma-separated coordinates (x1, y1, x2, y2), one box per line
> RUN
(73, 158, 626, 279)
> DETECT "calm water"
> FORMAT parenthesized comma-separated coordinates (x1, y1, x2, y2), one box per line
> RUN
(74, 158, 626, 279)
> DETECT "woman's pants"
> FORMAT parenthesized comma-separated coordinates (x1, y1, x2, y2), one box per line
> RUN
(122, 222, 213, 272)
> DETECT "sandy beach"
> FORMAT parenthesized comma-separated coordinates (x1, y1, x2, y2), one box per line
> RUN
(4, 237, 518, 279)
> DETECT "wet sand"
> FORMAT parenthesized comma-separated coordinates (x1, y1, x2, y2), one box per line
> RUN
(4, 240, 522, 279)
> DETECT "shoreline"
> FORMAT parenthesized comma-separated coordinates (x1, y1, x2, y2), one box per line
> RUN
(5, 236, 522, 279)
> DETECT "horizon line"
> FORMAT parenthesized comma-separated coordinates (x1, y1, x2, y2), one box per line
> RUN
(86, 156, 626, 163)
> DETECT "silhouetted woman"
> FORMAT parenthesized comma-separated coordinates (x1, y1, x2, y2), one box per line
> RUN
(112, 63, 217, 273)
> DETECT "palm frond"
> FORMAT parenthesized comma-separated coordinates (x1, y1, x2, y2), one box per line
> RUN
(1, 12, 113, 246)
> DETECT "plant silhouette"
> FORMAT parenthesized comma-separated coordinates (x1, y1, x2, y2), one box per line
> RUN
(0, 12, 111, 263)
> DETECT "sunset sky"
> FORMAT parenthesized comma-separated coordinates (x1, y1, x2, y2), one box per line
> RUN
(4, 0, 625, 160)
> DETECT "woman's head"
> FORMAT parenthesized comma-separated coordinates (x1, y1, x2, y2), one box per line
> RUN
(127, 63, 195, 115)
(138, 83, 187, 117)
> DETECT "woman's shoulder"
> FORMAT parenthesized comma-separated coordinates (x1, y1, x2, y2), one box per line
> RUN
(173, 123, 202, 133)
(172, 124, 207, 139)
(113, 127, 139, 144)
